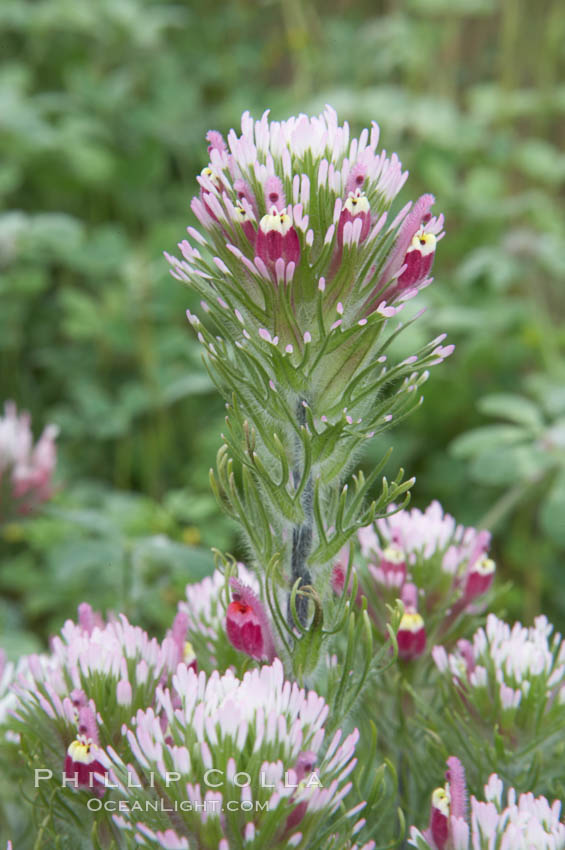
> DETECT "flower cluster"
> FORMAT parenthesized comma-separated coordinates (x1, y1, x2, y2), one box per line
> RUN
(409, 757, 565, 850)
(8, 604, 178, 795)
(0, 401, 57, 521)
(166, 107, 445, 328)
(354, 501, 495, 658)
(102, 660, 365, 850)
(434, 614, 565, 715)
(431, 614, 565, 790)
(167, 106, 452, 429)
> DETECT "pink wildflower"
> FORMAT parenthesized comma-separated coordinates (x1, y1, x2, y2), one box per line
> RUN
(397, 583, 426, 660)
(226, 577, 276, 663)
(0, 401, 58, 519)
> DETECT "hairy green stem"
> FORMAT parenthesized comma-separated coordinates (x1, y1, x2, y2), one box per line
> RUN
(288, 399, 314, 628)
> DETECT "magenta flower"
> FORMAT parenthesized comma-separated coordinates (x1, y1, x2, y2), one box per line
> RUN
(421, 757, 467, 850)
(397, 583, 426, 660)
(173, 563, 262, 674)
(64, 704, 105, 795)
(225, 577, 276, 663)
(462, 555, 495, 602)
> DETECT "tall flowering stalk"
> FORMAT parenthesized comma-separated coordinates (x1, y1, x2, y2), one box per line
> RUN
(166, 108, 451, 676)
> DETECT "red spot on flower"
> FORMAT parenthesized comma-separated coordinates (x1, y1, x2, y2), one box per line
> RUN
(226, 600, 264, 659)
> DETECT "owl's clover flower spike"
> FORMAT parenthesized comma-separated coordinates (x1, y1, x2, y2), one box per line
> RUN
(166, 108, 451, 670)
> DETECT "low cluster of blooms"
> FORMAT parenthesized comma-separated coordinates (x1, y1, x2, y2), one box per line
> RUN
(409, 756, 565, 850)
(433, 614, 565, 718)
(431, 614, 565, 789)
(102, 659, 364, 849)
(353, 501, 495, 658)
(1, 575, 370, 849)
(8, 604, 178, 794)
(0, 400, 57, 521)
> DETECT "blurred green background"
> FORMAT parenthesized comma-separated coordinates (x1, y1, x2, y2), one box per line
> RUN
(1, 0, 565, 654)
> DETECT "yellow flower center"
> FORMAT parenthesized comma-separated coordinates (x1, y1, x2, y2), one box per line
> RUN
(472, 556, 495, 576)
(235, 203, 255, 223)
(382, 545, 405, 565)
(343, 190, 370, 216)
(432, 786, 450, 816)
(67, 735, 95, 765)
(408, 230, 436, 256)
(183, 641, 196, 664)
(200, 166, 221, 190)
(259, 209, 292, 235)
(399, 611, 424, 633)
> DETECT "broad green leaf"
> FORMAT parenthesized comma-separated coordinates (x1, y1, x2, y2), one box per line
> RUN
(450, 425, 530, 458)
(469, 445, 550, 486)
(478, 393, 544, 430)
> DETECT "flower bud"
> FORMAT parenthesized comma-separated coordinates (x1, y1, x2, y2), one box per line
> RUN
(446, 755, 467, 821)
(116, 679, 132, 706)
(226, 578, 276, 663)
(397, 611, 426, 660)
(263, 175, 286, 211)
(206, 130, 226, 154)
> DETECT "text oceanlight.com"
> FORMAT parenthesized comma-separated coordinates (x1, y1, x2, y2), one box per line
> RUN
(86, 799, 271, 813)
